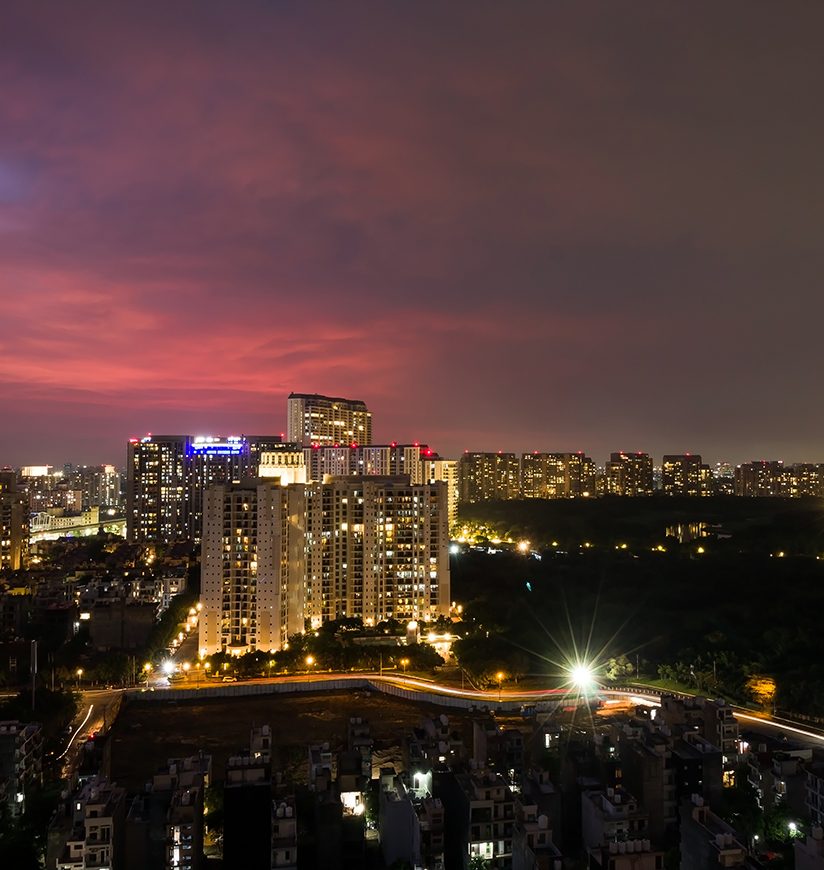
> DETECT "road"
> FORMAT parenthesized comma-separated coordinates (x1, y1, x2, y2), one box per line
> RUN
(59, 687, 124, 777)
(56, 673, 824, 776)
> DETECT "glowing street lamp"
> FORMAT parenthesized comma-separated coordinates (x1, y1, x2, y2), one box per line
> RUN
(400, 657, 410, 675)
(496, 670, 505, 702)
(568, 662, 596, 694)
(517, 540, 530, 554)
(305, 655, 315, 670)
(76, 667, 84, 688)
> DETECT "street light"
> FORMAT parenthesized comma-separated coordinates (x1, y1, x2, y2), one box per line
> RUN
(305, 655, 315, 670)
(496, 671, 505, 703)
(76, 668, 84, 689)
(568, 662, 596, 694)
(143, 662, 152, 689)
(400, 657, 410, 675)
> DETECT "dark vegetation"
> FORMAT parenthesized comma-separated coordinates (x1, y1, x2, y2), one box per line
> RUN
(452, 497, 824, 716)
(203, 616, 446, 678)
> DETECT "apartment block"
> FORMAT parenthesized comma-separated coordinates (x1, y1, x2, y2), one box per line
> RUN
(0, 471, 28, 571)
(661, 455, 704, 497)
(657, 696, 739, 782)
(521, 452, 596, 499)
(52, 777, 126, 870)
(461, 771, 516, 868)
(304, 443, 430, 484)
(0, 720, 42, 816)
(304, 476, 450, 628)
(734, 461, 792, 497)
(605, 454, 654, 497)
(458, 452, 520, 503)
(287, 393, 372, 446)
(199, 480, 306, 655)
(420, 456, 459, 528)
(679, 796, 753, 869)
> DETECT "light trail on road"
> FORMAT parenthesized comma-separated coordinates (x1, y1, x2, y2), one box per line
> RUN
(132, 671, 824, 746)
(58, 704, 94, 761)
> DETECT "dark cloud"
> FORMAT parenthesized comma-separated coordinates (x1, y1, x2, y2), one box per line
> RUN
(1, 1, 823, 466)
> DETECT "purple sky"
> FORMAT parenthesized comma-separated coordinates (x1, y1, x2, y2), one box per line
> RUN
(2, 2, 823, 467)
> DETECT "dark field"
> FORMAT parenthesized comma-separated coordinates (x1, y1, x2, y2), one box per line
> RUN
(109, 691, 495, 792)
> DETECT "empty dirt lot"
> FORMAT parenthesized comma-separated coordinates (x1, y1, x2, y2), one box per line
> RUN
(108, 689, 529, 791)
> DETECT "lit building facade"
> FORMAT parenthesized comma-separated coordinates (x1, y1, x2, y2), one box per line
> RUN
(790, 463, 824, 497)
(605, 453, 654, 496)
(127, 436, 189, 543)
(287, 393, 372, 447)
(520, 452, 596, 499)
(420, 456, 459, 528)
(199, 475, 449, 651)
(258, 449, 308, 485)
(199, 480, 306, 656)
(71, 464, 122, 508)
(0, 471, 29, 571)
(304, 476, 450, 628)
(304, 443, 430, 484)
(185, 437, 249, 541)
(734, 461, 792, 497)
(458, 452, 520, 503)
(661, 454, 704, 497)
(127, 434, 286, 543)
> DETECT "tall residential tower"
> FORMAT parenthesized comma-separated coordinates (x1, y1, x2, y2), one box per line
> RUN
(287, 393, 372, 447)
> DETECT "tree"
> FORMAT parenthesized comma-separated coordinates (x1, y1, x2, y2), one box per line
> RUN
(605, 655, 634, 681)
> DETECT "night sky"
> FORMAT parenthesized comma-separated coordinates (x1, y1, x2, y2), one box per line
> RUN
(2, 2, 824, 467)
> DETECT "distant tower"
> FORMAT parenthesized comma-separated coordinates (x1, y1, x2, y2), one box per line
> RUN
(0, 470, 28, 570)
(287, 393, 372, 446)
(457, 452, 520, 503)
(605, 452, 654, 496)
(662, 454, 704, 496)
(126, 436, 189, 543)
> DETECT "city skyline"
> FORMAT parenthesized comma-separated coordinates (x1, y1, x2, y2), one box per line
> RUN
(10, 414, 824, 471)
(3, 4, 824, 466)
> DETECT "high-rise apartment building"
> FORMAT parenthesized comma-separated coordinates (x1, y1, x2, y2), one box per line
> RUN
(734, 461, 792, 497)
(71, 464, 122, 508)
(186, 437, 250, 541)
(0, 470, 29, 571)
(420, 456, 459, 528)
(199, 480, 306, 656)
(605, 453, 654, 496)
(661, 455, 704, 497)
(458, 452, 520, 503)
(199, 475, 449, 652)
(789, 463, 824, 497)
(287, 393, 372, 447)
(127, 436, 189, 543)
(304, 476, 449, 628)
(304, 443, 429, 484)
(520, 452, 596, 499)
(127, 435, 286, 543)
